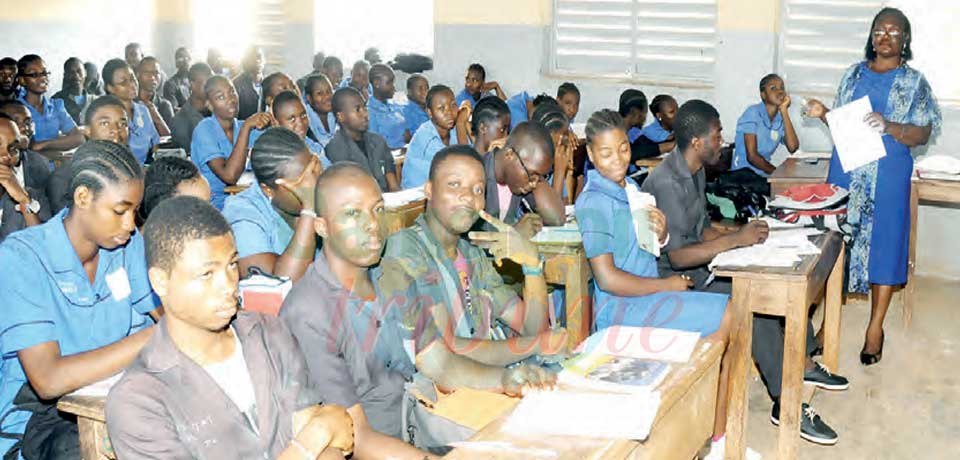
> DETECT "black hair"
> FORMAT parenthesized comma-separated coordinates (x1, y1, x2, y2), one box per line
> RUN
(0, 99, 28, 115)
(618, 89, 648, 117)
(124, 42, 141, 54)
(584, 109, 625, 145)
(467, 63, 486, 81)
(305, 73, 333, 95)
(203, 75, 231, 96)
(425, 84, 453, 110)
(0, 113, 14, 123)
(532, 94, 558, 109)
(759, 73, 782, 92)
(187, 62, 213, 82)
(332, 86, 363, 114)
(428, 144, 484, 181)
(175, 46, 189, 56)
(144, 195, 232, 272)
(471, 96, 510, 133)
(314, 161, 376, 215)
(83, 62, 99, 81)
(505, 121, 555, 162)
(364, 47, 380, 61)
(322, 56, 342, 71)
(140, 156, 202, 220)
(250, 127, 307, 188)
(674, 99, 720, 152)
(63, 57, 82, 71)
(101, 58, 130, 87)
(368, 63, 393, 85)
(136, 56, 159, 72)
(649, 94, 677, 116)
(530, 101, 569, 134)
(406, 73, 427, 91)
(16, 54, 42, 75)
(312, 52, 326, 69)
(557, 82, 580, 100)
(865, 7, 912, 62)
(0, 57, 16, 68)
(83, 95, 126, 125)
(260, 72, 292, 111)
(67, 140, 144, 207)
(351, 60, 370, 73)
(271, 90, 303, 115)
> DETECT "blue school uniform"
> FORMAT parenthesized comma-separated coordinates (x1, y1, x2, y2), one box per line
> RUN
(18, 93, 77, 143)
(455, 88, 479, 108)
(367, 97, 408, 149)
(402, 121, 446, 189)
(732, 103, 785, 177)
(640, 119, 671, 143)
(306, 104, 337, 147)
(627, 126, 643, 144)
(506, 91, 532, 130)
(128, 101, 161, 164)
(575, 169, 726, 335)
(222, 185, 295, 258)
(338, 77, 373, 98)
(303, 137, 332, 168)
(0, 209, 157, 452)
(190, 116, 261, 210)
(403, 102, 429, 134)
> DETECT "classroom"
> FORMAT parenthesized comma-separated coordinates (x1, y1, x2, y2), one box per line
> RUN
(0, 0, 957, 458)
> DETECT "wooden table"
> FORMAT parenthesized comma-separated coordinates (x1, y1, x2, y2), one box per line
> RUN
(383, 198, 427, 236)
(906, 175, 960, 326)
(445, 338, 724, 460)
(716, 232, 845, 460)
(58, 394, 113, 460)
(767, 157, 829, 197)
(635, 154, 666, 170)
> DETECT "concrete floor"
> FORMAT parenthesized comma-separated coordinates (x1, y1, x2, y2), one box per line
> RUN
(740, 276, 960, 459)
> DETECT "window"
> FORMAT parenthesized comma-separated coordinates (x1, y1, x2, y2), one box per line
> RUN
(550, 0, 718, 84)
(314, 0, 434, 64)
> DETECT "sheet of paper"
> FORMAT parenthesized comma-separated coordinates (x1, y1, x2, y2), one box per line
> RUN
(791, 150, 832, 160)
(531, 222, 582, 244)
(709, 228, 823, 269)
(915, 155, 960, 175)
(429, 388, 520, 431)
(71, 373, 123, 398)
(575, 326, 701, 363)
(502, 390, 660, 441)
(825, 96, 885, 172)
(383, 186, 425, 208)
(624, 186, 660, 257)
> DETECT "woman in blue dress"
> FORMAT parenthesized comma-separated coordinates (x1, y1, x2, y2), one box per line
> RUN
(806, 7, 941, 365)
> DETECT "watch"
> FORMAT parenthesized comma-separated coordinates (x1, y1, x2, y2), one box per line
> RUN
(17, 198, 40, 214)
(521, 255, 546, 276)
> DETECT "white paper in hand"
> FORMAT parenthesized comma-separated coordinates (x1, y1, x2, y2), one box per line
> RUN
(825, 96, 885, 172)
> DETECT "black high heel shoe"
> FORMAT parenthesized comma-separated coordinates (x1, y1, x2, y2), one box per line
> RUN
(859, 330, 884, 366)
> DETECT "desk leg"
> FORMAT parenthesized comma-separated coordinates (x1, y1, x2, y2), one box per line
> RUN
(823, 244, 844, 371)
(76, 416, 103, 460)
(724, 279, 753, 460)
(564, 254, 592, 349)
(777, 284, 807, 460)
(906, 181, 919, 328)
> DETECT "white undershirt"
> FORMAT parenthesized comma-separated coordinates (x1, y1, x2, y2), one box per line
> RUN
(202, 328, 258, 427)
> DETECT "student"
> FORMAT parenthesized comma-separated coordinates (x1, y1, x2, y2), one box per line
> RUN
(124, 42, 143, 68)
(379, 145, 564, 393)
(106, 195, 354, 459)
(0, 141, 158, 458)
(731, 74, 799, 177)
(304, 74, 338, 148)
(102, 58, 161, 163)
(556, 82, 580, 123)
(83, 61, 103, 96)
(259, 71, 300, 114)
(46, 95, 131, 213)
(476, 121, 566, 238)
(0, 116, 49, 241)
(0, 58, 18, 102)
(340, 60, 372, 101)
(364, 47, 382, 65)
(281, 163, 437, 459)
(222, 127, 322, 282)
(136, 56, 175, 132)
(403, 74, 429, 134)
(325, 87, 399, 192)
(641, 100, 847, 446)
(163, 46, 192, 109)
(170, 62, 213, 153)
(321, 56, 344, 88)
(619, 89, 648, 143)
(16, 54, 83, 156)
(455, 63, 505, 108)
(233, 46, 265, 120)
(296, 51, 326, 94)
(140, 156, 211, 220)
(641, 94, 678, 154)
(273, 90, 332, 164)
(505, 91, 533, 130)
(51, 57, 95, 125)
(367, 64, 409, 149)
(530, 101, 574, 204)
(401, 85, 457, 189)
(207, 47, 230, 77)
(470, 95, 511, 154)
(191, 75, 271, 209)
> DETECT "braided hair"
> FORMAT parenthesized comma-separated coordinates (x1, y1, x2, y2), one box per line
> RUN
(470, 96, 510, 134)
(67, 140, 143, 208)
(305, 73, 333, 95)
(530, 101, 569, 135)
(140, 156, 202, 220)
(650, 94, 677, 117)
(250, 127, 307, 188)
(584, 109, 626, 146)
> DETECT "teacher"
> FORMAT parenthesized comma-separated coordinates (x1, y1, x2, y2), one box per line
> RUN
(806, 7, 941, 366)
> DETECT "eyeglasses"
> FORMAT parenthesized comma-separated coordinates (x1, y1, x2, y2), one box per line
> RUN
(512, 149, 543, 185)
(872, 29, 902, 39)
(20, 71, 51, 79)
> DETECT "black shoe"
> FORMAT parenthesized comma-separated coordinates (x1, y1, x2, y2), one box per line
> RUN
(860, 330, 884, 366)
(804, 362, 849, 390)
(771, 402, 838, 445)
(811, 345, 823, 357)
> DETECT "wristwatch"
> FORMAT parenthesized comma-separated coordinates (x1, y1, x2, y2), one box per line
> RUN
(521, 254, 546, 276)
(16, 198, 40, 214)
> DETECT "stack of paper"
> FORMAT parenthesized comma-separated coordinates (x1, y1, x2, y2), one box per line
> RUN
(383, 186, 425, 208)
(709, 228, 823, 269)
(531, 222, 581, 244)
(792, 150, 832, 160)
(916, 155, 960, 181)
(574, 326, 701, 363)
(502, 390, 661, 441)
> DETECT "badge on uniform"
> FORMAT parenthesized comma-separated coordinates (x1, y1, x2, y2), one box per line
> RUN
(105, 267, 132, 301)
(770, 130, 780, 142)
(136, 113, 145, 129)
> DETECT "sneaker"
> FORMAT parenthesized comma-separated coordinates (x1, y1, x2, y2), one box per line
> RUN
(803, 362, 849, 391)
(703, 435, 762, 460)
(771, 402, 839, 445)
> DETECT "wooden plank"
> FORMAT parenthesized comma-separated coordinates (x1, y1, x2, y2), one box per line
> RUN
(76, 417, 101, 460)
(766, 158, 829, 197)
(563, 252, 593, 349)
(823, 243, 845, 372)
(58, 395, 107, 422)
(723, 279, 753, 460)
(906, 179, 919, 328)
(776, 283, 808, 460)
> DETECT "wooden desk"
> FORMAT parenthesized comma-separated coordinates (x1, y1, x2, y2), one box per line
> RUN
(906, 176, 960, 326)
(445, 338, 724, 460)
(58, 395, 114, 460)
(716, 232, 844, 460)
(767, 158, 829, 197)
(383, 198, 427, 236)
(635, 154, 666, 170)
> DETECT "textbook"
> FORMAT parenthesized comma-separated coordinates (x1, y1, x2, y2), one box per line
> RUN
(559, 353, 670, 394)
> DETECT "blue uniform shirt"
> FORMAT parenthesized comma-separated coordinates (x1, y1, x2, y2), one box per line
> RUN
(338, 77, 373, 98)
(732, 102, 785, 177)
(304, 137, 333, 168)
(627, 126, 643, 144)
(0, 209, 157, 450)
(128, 101, 161, 164)
(403, 102, 429, 135)
(401, 120, 446, 189)
(641, 119, 672, 143)
(306, 104, 337, 147)
(18, 93, 77, 143)
(367, 97, 408, 149)
(506, 91, 531, 130)
(455, 88, 480, 108)
(190, 116, 262, 210)
(222, 185, 294, 258)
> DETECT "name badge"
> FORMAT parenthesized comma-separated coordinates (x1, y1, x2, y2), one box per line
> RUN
(136, 113, 145, 129)
(105, 267, 132, 301)
(770, 130, 780, 142)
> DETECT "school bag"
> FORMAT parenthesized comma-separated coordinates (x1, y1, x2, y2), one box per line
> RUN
(390, 54, 434, 74)
(238, 266, 292, 316)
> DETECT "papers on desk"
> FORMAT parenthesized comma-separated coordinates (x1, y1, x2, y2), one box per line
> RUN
(574, 326, 701, 363)
(791, 150, 832, 160)
(70, 373, 123, 397)
(916, 155, 960, 181)
(236, 171, 256, 187)
(825, 96, 885, 172)
(531, 222, 581, 244)
(709, 228, 823, 269)
(502, 390, 661, 441)
(383, 186, 425, 208)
